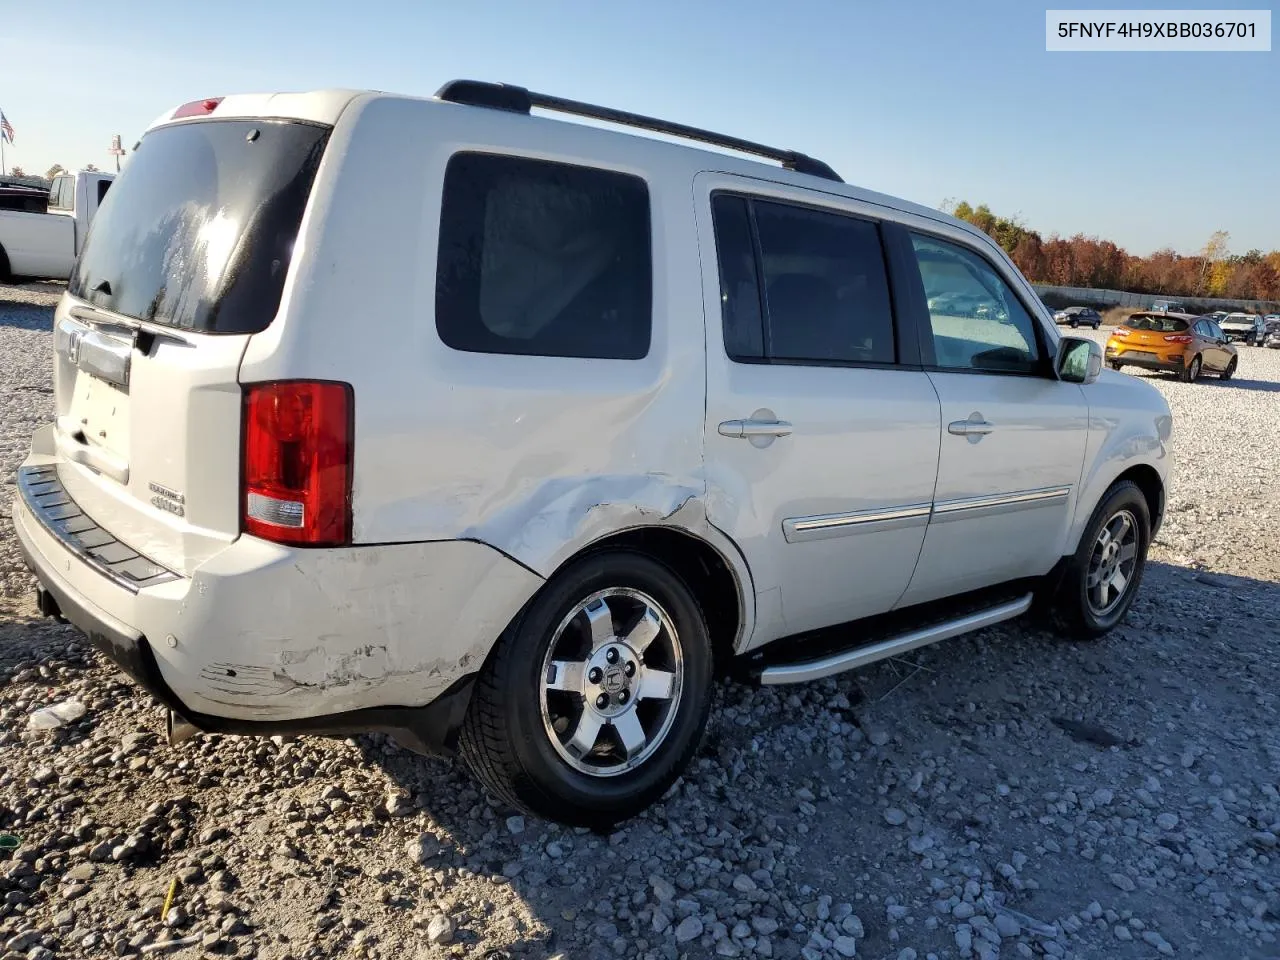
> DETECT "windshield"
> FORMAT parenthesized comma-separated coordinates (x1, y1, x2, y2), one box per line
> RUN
(1222, 316, 1253, 325)
(69, 118, 329, 334)
(1126, 315, 1188, 332)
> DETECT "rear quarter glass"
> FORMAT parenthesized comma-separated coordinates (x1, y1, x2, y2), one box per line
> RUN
(69, 119, 330, 334)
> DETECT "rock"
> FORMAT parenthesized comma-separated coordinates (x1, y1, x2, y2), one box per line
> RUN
(385, 792, 413, 817)
(994, 913, 1020, 938)
(869, 732, 891, 746)
(884, 808, 908, 826)
(426, 914, 454, 945)
(675, 916, 703, 943)
(954, 902, 976, 920)
(898, 951, 918, 960)
(406, 833, 441, 863)
(650, 875, 676, 903)
(1142, 931, 1174, 955)
(64, 863, 96, 883)
(733, 875, 757, 893)
(1156, 813, 1179, 830)
(546, 841, 565, 859)
(833, 935, 858, 957)
(841, 915, 864, 938)
(1115, 926, 1133, 941)
(1110, 873, 1136, 892)
(752, 917, 779, 936)
(506, 815, 525, 835)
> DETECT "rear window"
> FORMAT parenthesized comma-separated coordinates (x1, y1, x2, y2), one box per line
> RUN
(69, 119, 329, 334)
(1126, 314, 1188, 332)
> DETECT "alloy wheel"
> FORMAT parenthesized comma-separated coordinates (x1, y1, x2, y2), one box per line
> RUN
(1086, 509, 1139, 617)
(539, 588, 684, 777)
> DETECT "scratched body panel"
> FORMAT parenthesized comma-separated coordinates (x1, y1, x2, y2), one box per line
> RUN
(128, 538, 541, 720)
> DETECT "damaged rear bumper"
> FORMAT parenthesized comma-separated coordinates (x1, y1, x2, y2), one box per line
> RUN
(11, 458, 543, 754)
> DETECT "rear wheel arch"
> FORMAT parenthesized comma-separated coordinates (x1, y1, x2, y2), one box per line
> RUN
(0, 243, 10, 283)
(550, 525, 753, 674)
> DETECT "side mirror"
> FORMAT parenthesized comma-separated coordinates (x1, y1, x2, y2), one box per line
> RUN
(1056, 336, 1103, 384)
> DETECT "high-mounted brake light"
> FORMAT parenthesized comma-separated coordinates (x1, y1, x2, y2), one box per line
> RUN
(1113, 328, 1131, 337)
(1163, 334, 1194, 344)
(172, 97, 224, 119)
(242, 381, 353, 547)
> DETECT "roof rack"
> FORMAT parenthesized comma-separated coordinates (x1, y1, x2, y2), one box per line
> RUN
(434, 79, 843, 183)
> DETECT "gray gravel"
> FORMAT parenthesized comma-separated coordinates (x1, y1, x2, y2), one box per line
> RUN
(2, 295, 1278, 960)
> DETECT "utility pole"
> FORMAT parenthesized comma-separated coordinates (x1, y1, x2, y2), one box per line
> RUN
(108, 134, 125, 173)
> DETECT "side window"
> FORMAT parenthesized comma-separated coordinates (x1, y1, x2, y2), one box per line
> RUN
(1192, 321, 1207, 337)
(909, 233, 1042, 374)
(754, 200, 895, 365)
(710, 194, 764, 361)
(1211, 321, 1226, 340)
(49, 177, 71, 211)
(97, 179, 111, 205)
(435, 153, 651, 360)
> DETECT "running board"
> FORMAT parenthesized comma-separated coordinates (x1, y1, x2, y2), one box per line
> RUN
(758, 593, 1034, 686)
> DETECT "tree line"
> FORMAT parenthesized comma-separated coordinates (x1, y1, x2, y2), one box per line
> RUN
(946, 201, 1279, 302)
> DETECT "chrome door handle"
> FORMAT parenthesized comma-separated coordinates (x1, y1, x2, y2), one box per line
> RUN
(718, 418, 793, 439)
(948, 419, 994, 436)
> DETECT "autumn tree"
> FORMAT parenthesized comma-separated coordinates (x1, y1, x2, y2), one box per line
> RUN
(8, 166, 24, 177)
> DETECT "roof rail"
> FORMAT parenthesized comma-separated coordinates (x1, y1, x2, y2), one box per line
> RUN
(434, 79, 843, 183)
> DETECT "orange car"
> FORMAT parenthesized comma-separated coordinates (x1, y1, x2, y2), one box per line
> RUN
(1106, 312, 1238, 383)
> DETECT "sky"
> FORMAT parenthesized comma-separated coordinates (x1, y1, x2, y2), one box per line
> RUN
(2, 0, 1276, 256)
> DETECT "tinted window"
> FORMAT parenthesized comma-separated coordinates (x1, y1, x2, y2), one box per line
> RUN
(752, 200, 894, 364)
(910, 234, 1041, 374)
(1210, 321, 1226, 339)
(1127, 314, 1188, 332)
(436, 153, 651, 360)
(96, 179, 111, 205)
(710, 194, 764, 360)
(69, 119, 329, 333)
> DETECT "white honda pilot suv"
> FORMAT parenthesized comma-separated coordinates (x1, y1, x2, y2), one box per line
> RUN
(13, 81, 1173, 826)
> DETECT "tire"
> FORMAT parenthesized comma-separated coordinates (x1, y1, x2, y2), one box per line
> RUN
(1093, 321, 1101, 330)
(1109, 361, 1123, 371)
(1221, 357, 1237, 380)
(1046, 480, 1151, 639)
(1181, 355, 1202, 382)
(1070, 319, 1079, 328)
(459, 549, 713, 827)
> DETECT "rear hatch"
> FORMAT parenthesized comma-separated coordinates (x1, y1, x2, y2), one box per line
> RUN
(1117, 314, 1190, 353)
(50, 115, 330, 576)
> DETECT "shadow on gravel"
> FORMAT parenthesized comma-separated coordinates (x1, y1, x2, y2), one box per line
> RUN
(341, 558, 1280, 958)
(0, 302, 54, 330)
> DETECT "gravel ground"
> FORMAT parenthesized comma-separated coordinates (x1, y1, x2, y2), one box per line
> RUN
(1, 291, 1277, 960)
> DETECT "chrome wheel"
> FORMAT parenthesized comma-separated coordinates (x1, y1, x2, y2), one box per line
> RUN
(1086, 509, 1139, 616)
(539, 588, 684, 778)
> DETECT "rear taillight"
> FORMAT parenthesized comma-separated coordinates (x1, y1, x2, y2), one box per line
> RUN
(1113, 328, 1130, 337)
(172, 97, 223, 119)
(242, 381, 353, 547)
(1163, 334, 1193, 344)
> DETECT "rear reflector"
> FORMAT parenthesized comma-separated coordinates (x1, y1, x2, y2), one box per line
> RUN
(242, 381, 353, 547)
(172, 97, 224, 119)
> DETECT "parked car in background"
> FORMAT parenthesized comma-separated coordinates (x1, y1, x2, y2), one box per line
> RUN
(1106, 312, 1237, 382)
(12, 81, 1173, 826)
(1263, 314, 1280, 335)
(1053, 306, 1102, 329)
(1151, 299, 1187, 313)
(1219, 312, 1266, 346)
(0, 169, 115, 281)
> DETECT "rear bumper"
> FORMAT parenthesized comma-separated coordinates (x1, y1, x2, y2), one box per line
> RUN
(12, 456, 542, 752)
(1105, 347, 1184, 372)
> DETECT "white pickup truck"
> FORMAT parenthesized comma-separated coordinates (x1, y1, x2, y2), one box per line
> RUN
(0, 170, 114, 281)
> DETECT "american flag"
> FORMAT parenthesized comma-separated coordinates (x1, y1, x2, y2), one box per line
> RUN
(0, 112, 12, 144)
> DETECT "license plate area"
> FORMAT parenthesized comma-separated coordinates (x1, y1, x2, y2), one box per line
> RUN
(65, 371, 131, 464)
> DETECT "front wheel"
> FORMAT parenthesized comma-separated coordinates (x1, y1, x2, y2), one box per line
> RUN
(459, 550, 713, 827)
(1046, 480, 1151, 639)
(1070, 319, 1079, 328)
(1182, 355, 1202, 382)
(1221, 357, 1237, 380)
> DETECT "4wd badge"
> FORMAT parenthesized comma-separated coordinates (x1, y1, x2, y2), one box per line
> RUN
(148, 481, 186, 518)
